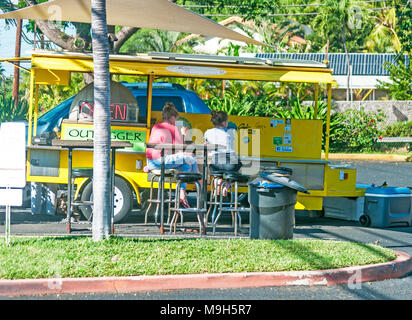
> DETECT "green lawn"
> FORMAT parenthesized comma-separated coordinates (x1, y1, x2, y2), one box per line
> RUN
(0, 237, 397, 280)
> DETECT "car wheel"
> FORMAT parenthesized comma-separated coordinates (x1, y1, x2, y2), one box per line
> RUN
(79, 176, 133, 223)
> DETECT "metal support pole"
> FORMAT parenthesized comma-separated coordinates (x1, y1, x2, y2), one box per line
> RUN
(314, 83, 319, 120)
(159, 148, 165, 234)
(5, 186, 11, 246)
(66, 148, 73, 234)
(325, 84, 332, 162)
(33, 85, 39, 137)
(27, 71, 35, 146)
(146, 74, 154, 130)
(110, 148, 116, 235)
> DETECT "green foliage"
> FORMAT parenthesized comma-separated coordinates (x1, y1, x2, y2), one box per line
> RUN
(330, 107, 386, 153)
(120, 29, 181, 54)
(366, 8, 401, 53)
(396, 2, 412, 53)
(0, 95, 29, 123)
(206, 86, 344, 150)
(377, 54, 412, 100)
(19, 72, 85, 114)
(383, 121, 412, 137)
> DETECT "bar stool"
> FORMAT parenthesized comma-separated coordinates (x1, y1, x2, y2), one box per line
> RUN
(71, 167, 94, 221)
(212, 172, 250, 236)
(144, 169, 176, 225)
(206, 169, 225, 227)
(169, 172, 207, 235)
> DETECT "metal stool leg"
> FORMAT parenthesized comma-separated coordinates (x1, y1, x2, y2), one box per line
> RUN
(194, 181, 205, 235)
(144, 175, 156, 224)
(170, 181, 181, 234)
(166, 177, 172, 225)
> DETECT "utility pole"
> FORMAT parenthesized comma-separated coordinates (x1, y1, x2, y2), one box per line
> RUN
(12, 19, 22, 109)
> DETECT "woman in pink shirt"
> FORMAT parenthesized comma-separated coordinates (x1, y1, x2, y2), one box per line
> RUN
(146, 103, 199, 208)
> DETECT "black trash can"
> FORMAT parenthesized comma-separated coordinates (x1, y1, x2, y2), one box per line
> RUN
(248, 172, 309, 240)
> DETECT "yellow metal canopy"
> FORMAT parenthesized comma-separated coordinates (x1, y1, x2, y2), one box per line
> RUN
(0, 0, 267, 48)
(27, 51, 337, 85)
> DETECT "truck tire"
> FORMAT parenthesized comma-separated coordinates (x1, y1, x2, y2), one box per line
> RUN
(79, 176, 133, 223)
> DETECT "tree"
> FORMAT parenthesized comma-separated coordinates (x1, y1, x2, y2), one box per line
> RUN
(396, 1, 412, 53)
(366, 8, 402, 53)
(377, 54, 412, 100)
(120, 29, 181, 54)
(90, 0, 111, 241)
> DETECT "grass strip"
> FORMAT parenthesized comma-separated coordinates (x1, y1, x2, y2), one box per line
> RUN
(0, 236, 397, 280)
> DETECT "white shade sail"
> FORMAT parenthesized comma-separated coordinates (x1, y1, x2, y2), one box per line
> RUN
(0, 0, 268, 47)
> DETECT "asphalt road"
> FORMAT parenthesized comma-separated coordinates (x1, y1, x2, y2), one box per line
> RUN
(1, 160, 412, 302)
(331, 159, 412, 188)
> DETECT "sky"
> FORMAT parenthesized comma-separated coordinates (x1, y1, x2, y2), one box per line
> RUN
(0, 19, 32, 76)
(0, 0, 32, 77)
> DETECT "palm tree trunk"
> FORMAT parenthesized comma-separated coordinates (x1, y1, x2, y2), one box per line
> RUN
(91, 0, 111, 241)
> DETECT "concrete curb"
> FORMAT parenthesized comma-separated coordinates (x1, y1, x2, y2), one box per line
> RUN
(323, 153, 410, 161)
(0, 250, 411, 297)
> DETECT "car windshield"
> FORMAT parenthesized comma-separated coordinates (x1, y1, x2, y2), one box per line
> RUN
(136, 96, 184, 117)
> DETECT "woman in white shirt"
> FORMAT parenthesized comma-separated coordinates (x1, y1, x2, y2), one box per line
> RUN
(204, 110, 242, 172)
(204, 111, 242, 196)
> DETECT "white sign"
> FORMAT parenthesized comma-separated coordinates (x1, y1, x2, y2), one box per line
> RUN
(276, 146, 293, 153)
(0, 122, 26, 188)
(0, 188, 23, 206)
(166, 65, 226, 76)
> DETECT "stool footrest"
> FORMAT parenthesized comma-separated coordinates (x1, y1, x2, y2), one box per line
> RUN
(170, 208, 207, 213)
(72, 201, 93, 206)
(148, 199, 175, 204)
(219, 207, 250, 212)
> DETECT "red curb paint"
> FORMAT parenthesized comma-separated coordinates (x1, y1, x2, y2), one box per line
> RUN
(0, 250, 411, 297)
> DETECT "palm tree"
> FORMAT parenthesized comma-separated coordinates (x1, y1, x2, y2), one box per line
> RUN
(120, 29, 181, 54)
(0, 0, 16, 26)
(91, 0, 111, 241)
(366, 8, 402, 53)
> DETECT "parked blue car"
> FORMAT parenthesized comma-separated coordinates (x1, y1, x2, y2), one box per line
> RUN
(35, 82, 211, 135)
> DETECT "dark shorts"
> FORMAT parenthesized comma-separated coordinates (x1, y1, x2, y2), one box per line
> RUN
(210, 152, 242, 172)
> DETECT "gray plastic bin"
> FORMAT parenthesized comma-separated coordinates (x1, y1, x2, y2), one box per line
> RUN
(360, 186, 412, 228)
(248, 172, 309, 240)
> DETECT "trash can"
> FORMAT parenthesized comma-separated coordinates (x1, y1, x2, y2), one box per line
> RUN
(360, 186, 412, 228)
(248, 171, 309, 240)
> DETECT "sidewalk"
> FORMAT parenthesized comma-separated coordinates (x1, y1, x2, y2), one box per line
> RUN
(322, 153, 411, 162)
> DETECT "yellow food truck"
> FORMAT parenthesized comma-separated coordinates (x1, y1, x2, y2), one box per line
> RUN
(2, 50, 366, 222)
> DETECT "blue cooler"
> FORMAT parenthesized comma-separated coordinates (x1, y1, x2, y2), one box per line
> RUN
(361, 187, 412, 228)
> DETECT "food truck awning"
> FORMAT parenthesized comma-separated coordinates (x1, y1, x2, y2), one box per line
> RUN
(0, 0, 267, 48)
(25, 51, 337, 85)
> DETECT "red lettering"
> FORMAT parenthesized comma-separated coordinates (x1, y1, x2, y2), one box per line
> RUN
(116, 104, 126, 120)
(110, 104, 115, 120)
(80, 102, 93, 117)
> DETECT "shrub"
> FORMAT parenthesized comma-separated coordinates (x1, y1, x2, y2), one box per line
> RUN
(0, 96, 29, 123)
(383, 121, 412, 137)
(330, 107, 386, 153)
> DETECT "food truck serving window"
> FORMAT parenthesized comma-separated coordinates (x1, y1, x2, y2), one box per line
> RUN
(75, 101, 139, 122)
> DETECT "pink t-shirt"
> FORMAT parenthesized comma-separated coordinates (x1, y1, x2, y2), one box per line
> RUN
(146, 122, 183, 160)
